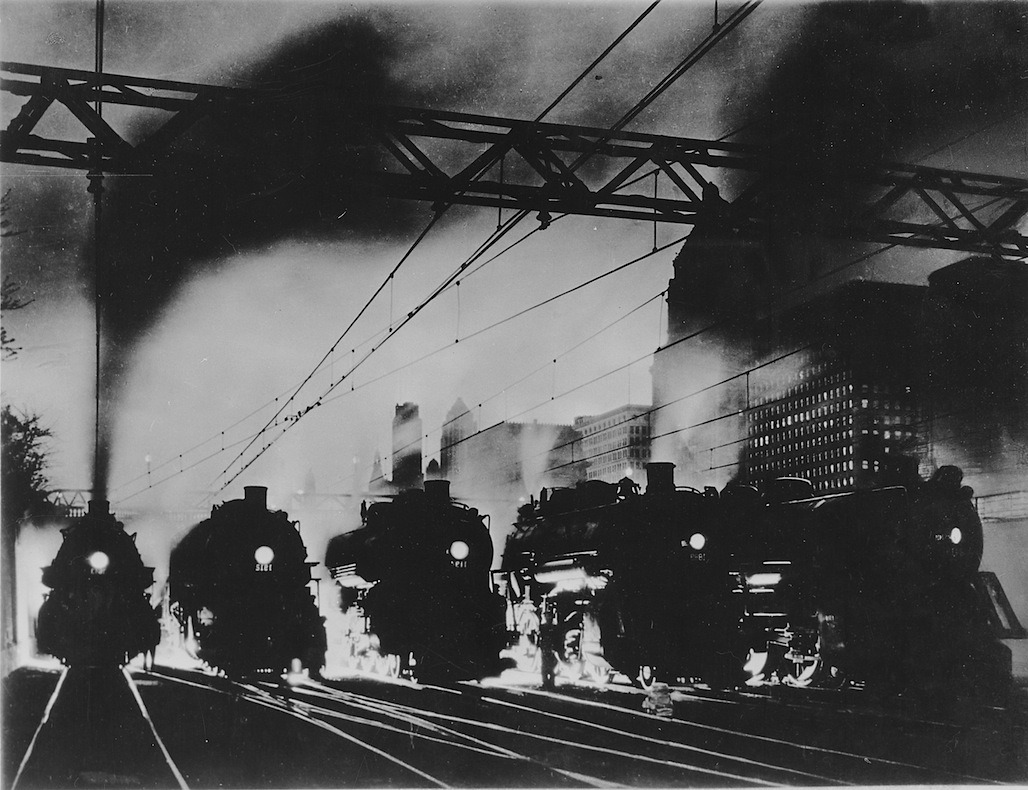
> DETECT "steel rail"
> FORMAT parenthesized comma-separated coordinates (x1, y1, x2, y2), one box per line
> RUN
(505, 684, 1005, 785)
(265, 680, 615, 788)
(688, 682, 1026, 751)
(121, 668, 190, 790)
(301, 676, 784, 786)
(10, 667, 69, 790)
(140, 668, 450, 787)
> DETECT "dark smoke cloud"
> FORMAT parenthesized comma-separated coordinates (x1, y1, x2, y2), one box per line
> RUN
(720, 1, 1028, 283)
(92, 15, 427, 495)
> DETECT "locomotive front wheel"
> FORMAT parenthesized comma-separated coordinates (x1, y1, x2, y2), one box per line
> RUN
(559, 659, 584, 683)
(742, 649, 771, 684)
(381, 653, 402, 679)
(583, 660, 611, 686)
(637, 665, 659, 690)
(782, 656, 820, 687)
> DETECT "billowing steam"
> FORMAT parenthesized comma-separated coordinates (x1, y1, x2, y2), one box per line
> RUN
(91, 16, 425, 496)
(518, 423, 561, 497)
(650, 1, 1028, 487)
(720, 1, 1028, 283)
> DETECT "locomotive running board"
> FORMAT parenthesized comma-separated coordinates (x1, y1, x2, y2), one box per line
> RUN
(977, 571, 1027, 639)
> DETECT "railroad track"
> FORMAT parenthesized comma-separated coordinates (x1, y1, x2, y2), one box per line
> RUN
(147, 665, 808, 785)
(12, 666, 188, 790)
(18, 662, 992, 787)
(143, 666, 590, 787)
(142, 664, 1014, 786)
(499, 680, 1015, 785)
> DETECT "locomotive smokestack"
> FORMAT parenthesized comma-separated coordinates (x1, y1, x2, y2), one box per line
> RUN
(244, 486, 268, 511)
(87, 499, 110, 517)
(424, 479, 451, 501)
(645, 463, 676, 494)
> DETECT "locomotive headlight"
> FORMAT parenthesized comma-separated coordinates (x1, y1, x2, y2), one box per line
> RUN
(687, 532, 706, 551)
(949, 527, 962, 545)
(87, 551, 110, 574)
(254, 545, 275, 565)
(449, 540, 470, 561)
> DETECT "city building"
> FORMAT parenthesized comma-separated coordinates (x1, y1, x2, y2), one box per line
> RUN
(573, 405, 653, 483)
(745, 261, 1028, 494)
(743, 281, 927, 492)
(437, 398, 584, 501)
(653, 220, 1028, 495)
(649, 225, 766, 487)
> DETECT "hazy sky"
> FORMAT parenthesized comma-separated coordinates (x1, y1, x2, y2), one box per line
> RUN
(2, 0, 1025, 514)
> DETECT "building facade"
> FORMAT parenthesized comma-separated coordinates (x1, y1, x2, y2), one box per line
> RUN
(573, 405, 653, 483)
(651, 225, 1020, 494)
(743, 281, 927, 492)
(745, 346, 922, 493)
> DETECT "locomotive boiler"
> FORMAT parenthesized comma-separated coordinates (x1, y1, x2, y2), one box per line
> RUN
(502, 462, 738, 688)
(324, 480, 507, 681)
(167, 486, 326, 679)
(36, 499, 160, 667)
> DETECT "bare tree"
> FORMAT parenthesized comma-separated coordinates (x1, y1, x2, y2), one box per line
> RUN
(1, 190, 32, 360)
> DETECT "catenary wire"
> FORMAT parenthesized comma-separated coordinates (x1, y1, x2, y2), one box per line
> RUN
(114, 181, 1009, 502)
(211, 1, 670, 491)
(116, 226, 678, 504)
(215, 3, 763, 488)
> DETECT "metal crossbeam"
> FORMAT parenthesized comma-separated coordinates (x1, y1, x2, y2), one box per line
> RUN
(3, 61, 1027, 257)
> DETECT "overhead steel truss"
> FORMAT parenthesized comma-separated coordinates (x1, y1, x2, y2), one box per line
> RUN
(2, 61, 1026, 258)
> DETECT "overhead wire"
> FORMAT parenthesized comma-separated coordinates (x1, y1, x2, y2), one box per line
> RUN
(216, 1, 765, 489)
(117, 146, 1013, 504)
(132, 0, 987, 499)
(118, 173, 664, 501)
(122, 183, 1007, 503)
(398, 291, 668, 461)
(211, 1, 682, 492)
(443, 190, 1012, 480)
(213, 211, 446, 492)
(114, 0, 756, 500)
(115, 182, 1012, 503)
(111, 323, 391, 497)
(119, 1, 1017, 499)
(215, 225, 681, 493)
(115, 195, 677, 505)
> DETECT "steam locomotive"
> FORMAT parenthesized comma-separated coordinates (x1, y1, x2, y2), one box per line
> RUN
(502, 462, 1021, 697)
(502, 463, 738, 688)
(167, 486, 326, 678)
(724, 466, 1017, 696)
(324, 479, 508, 681)
(37, 500, 160, 667)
